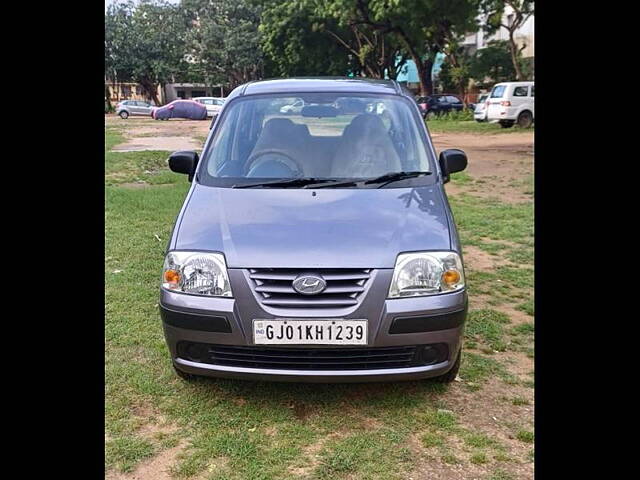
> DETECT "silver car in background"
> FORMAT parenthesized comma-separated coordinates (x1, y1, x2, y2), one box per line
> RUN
(193, 97, 225, 118)
(116, 100, 155, 119)
(473, 94, 489, 122)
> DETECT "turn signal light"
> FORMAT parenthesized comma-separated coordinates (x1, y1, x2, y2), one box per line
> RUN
(164, 269, 181, 286)
(442, 270, 461, 286)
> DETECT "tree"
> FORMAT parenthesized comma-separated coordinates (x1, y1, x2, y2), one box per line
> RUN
(481, 0, 534, 80)
(322, 0, 481, 96)
(468, 40, 517, 85)
(105, 0, 188, 105)
(437, 43, 472, 102)
(258, 0, 360, 77)
(182, 0, 265, 89)
(309, 0, 407, 79)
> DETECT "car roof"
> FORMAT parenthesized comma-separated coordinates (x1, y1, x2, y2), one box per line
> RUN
(493, 81, 534, 86)
(227, 77, 403, 101)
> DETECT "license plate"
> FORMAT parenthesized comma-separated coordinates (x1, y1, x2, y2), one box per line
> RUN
(253, 319, 368, 345)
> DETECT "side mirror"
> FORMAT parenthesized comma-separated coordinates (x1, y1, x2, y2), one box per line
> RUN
(439, 149, 467, 184)
(169, 151, 199, 182)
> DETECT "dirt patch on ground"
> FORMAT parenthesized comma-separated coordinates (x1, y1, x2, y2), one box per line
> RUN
(463, 245, 512, 273)
(108, 117, 210, 152)
(433, 131, 534, 203)
(112, 136, 202, 152)
(106, 439, 189, 480)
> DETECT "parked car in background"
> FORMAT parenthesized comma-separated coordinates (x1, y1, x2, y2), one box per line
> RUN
(416, 95, 464, 119)
(279, 98, 305, 114)
(193, 97, 225, 118)
(472, 94, 490, 122)
(116, 100, 154, 119)
(161, 77, 469, 384)
(486, 81, 534, 128)
(152, 99, 208, 121)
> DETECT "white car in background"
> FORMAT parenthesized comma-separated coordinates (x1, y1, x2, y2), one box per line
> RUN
(193, 97, 225, 118)
(473, 94, 489, 122)
(279, 98, 305, 114)
(486, 81, 534, 128)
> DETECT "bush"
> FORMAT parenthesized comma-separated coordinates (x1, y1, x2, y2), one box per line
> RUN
(428, 109, 474, 122)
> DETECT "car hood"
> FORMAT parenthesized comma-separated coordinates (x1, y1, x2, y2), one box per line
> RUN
(174, 184, 452, 268)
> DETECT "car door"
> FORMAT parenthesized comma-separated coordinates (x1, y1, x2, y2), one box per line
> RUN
(487, 84, 507, 120)
(447, 96, 463, 112)
(511, 86, 530, 117)
(529, 86, 534, 118)
(436, 96, 448, 113)
(128, 101, 142, 115)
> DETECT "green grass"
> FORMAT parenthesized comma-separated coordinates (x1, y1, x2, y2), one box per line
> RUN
(450, 194, 533, 247)
(465, 309, 511, 352)
(516, 299, 534, 316)
(488, 468, 516, 480)
(428, 117, 532, 134)
(316, 431, 413, 480)
(470, 451, 488, 464)
(515, 429, 534, 444)
(105, 126, 126, 151)
(105, 436, 155, 472)
(105, 150, 178, 186)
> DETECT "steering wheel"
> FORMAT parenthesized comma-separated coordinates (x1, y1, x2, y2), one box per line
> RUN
(244, 149, 304, 177)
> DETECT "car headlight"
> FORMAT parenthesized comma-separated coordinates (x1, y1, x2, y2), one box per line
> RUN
(162, 251, 232, 297)
(388, 251, 465, 298)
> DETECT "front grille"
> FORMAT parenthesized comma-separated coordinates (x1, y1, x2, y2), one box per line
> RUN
(248, 268, 372, 308)
(178, 342, 423, 370)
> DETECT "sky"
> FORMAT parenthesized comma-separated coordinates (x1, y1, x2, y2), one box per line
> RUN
(105, 0, 180, 12)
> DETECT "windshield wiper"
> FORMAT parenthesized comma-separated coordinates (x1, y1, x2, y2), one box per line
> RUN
(232, 178, 322, 188)
(363, 171, 432, 188)
(302, 179, 358, 189)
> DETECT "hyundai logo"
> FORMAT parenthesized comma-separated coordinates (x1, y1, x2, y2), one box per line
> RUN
(292, 273, 327, 295)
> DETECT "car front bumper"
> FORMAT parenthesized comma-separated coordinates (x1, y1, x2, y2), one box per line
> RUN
(160, 268, 467, 382)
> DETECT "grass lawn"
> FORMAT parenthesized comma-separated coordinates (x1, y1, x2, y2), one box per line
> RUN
(105, 124, 534, 479)
(427, 119, 533, 134)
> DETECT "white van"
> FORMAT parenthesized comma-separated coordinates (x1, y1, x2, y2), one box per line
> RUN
(193, 97, 225, 118)
(486, 81, 534, 128)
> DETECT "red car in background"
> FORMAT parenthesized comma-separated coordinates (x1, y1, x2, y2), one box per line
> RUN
(152, 99, 208, 120)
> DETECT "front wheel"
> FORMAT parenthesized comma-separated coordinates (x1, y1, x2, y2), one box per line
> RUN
(119, 111, 129, 119)
(431, 348, 461, 383)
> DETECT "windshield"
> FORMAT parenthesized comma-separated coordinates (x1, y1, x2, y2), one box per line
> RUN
(199, 93, 434, 188)
(490, 85, 506, 98)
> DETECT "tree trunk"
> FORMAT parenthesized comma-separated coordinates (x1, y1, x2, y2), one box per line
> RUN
(105, 84, 112, 111)
(414, 56, 433, 97)
(140, 78, 160, 105)
(508, 31, 523, 81)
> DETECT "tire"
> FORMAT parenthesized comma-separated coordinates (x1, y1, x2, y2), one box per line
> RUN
(173, 364, 199, 381)
(516, 111, 533, 128)
(432, 348, 461, 383)
(499, 121, 514, 129)
(119, 111, 129, 119)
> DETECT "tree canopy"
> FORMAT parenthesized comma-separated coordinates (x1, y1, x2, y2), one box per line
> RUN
(105, 0, 534, 103)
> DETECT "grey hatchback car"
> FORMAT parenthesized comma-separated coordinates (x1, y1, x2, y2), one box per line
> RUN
(160, 78, 469, 383)
(116, 100, 154, 119)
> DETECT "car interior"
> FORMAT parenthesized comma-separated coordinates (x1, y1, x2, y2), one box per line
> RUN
(212, 95, 424, 179)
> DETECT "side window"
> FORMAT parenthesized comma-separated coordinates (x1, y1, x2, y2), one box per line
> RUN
(530, 86, 535, 97)
(446, 96, 461, 103)
(437, 97, 447, 103)
(513, 86, 528, 97)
